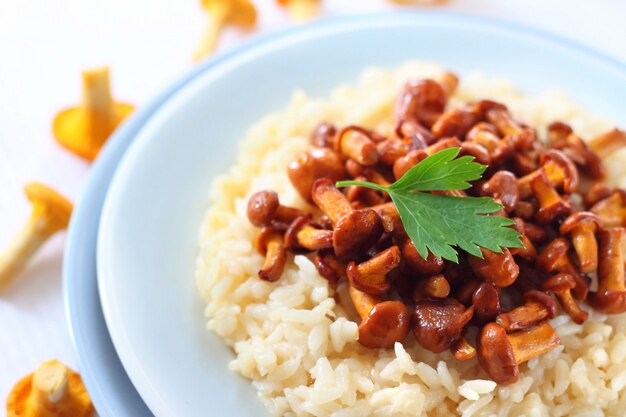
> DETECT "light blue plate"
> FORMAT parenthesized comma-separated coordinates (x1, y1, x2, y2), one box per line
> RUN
(67, 12, 626, 417)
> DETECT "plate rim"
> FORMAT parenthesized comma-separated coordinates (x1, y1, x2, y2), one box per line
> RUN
(74, 10, 626, 417)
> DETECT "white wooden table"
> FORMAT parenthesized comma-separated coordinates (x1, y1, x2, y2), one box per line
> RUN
(0, 0, 624, 406)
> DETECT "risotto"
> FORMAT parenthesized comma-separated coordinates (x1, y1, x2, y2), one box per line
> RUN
(195, 62, 626, 416)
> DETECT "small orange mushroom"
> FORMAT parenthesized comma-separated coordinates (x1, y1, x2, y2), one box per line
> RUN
(7, 359, 94, 417)
(451, 336, 476, 361)
(468, 248, 520, 287)
(53, 67, 134, 161)
(559, 212, 600, 273)
(543, 273, 589, 324)
(530, 170, 572, 224)
(346, 246, 400, 295)
(496, 290, 557, 332)
(247, 190, 307, 227)
(256, 226, 287, 282)
(588, 228, 626, 314)
(588, 128, 626, 159)
(334, 126, 379, 166)
(194, 0, 257, 61)
(276, 0, 320, 21)
(413, 298, 474, 353)
(348, 285, 410, 349)
(536, 238, 589, 300)
(0, 183, 72, 292)
(477, 321, 560, 385)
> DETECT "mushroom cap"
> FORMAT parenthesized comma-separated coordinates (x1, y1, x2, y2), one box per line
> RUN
(523, 290, 558, 319)
(431, 108, 481, 139)
(358, 300, 410, 349)
(460, 141, 491, 166)
(477, 323, 519, 385)
(587, 290, 626, 314)
(401, 240, 444, 275)
(287, 148, 346, 202)
(53, 104, 134, 161)
(23, 183, 73, 234)
(468, 248, 520, 287)
(7, 360, 93, 417)
(310, 122, 337, 148)
(247, 190, 280, 227)
(540, 149, 579, 193)
(413, 298, 474, 353)
(394, 79, 447, 128)
(472, 282, 501, 323)
(591, 191, 626, 228)
(333, 209, 383, 259)
(543, 272, 576, 292)
(202, 0, 257, 26)
(536, 238, 570, 273)
(559, 211, 600, 235)
(480, 170, 519, 213)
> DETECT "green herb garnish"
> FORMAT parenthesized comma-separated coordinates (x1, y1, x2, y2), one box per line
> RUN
(336, 147, 523, 263)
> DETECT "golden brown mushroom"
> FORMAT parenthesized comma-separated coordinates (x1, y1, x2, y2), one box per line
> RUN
(543, 273, 589, 324)
(480, 171, 519, 213)
(536, 238, 589, 300)
(530, 170, 572, 224)
(314, 250, 345, 285)
(346, 246, 400, 295)
(7, 359, 93, 417)
(287, 147, 346, 201)
(394, 79, 448, 128)
(53, 67, 134, 161)
(588, 128, 626, 159)
(412, 274, 451, 301)
(194, 0, 257, 61)
(559, 212, 600, 273)
(0, 183, 72, 292)
(509, 217, 537, 261)
(496, 290, 557, 332)
(310, 122, 337, 148)
(472, 282, 501, 324)
(413, 298, 474, 353)
(451, 336, 476, 361)
(311, 179, 383, 258)
(284, 216, 333, 252)
(431, 107, 480, 139)
(348, 286, 410, 348)
(477, 321, 560, 385)
(247, 190, 307, 227)
(590, 191, 626, 228)
(256, 226, 287, 282)
(468, 248, 520, 287)
(401, 240, 444, 276)
(334, 126, 379, 166)
(587, 228, 626, 314)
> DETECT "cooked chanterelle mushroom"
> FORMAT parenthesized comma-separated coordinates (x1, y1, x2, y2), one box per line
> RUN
(7, 359, 93, 417)
(0, 183, 72, 292)
(242, 71, 626, 385)
(53, 67, 134, 161)
(194, 0, 257, 61)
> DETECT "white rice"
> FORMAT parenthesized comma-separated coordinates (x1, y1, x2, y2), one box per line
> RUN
(195, 61, 626, 416)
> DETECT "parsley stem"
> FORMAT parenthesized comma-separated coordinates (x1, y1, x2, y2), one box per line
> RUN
(335, 180, 389, 193)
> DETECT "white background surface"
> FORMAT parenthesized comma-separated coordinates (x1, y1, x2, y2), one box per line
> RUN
(0, 0, 624, 410)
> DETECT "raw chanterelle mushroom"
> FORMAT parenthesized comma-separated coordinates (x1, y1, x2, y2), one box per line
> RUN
(53, 67, 134, 161)
(194, 0, 257, 61)
(276, 0, 320, 22)
(0, 183, 72, 292)
(7, 359, 94, 417)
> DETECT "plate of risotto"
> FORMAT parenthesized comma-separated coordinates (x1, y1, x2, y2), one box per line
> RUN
(97, 12, 626, 417)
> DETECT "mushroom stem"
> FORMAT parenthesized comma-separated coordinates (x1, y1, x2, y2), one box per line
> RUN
(531, 170, 571, 223)
(33, 360, 69, 409)
(257, 227, 286, 282)
(295, 224, 333, 250)
(348, 285, 410, 348)
(496, 290, 557, 332)
(507, 321, 560, 364)
(311, 179, 354, 224)
(194, 5, 228, 60)
(0, 218, 50, 292)
(81, 68, 116, 150)
(346, 246, 400, 295)
(571, 224, 598, 273)
(335, 127, 379, 166)
(543, 273, 589, 324)
(597, 228, 625, 293)
(0, 183, 72, 293)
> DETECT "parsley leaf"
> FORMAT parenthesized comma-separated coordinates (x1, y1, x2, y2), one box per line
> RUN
(389, 147, 487, 192)
(336, 147, 523, 263)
